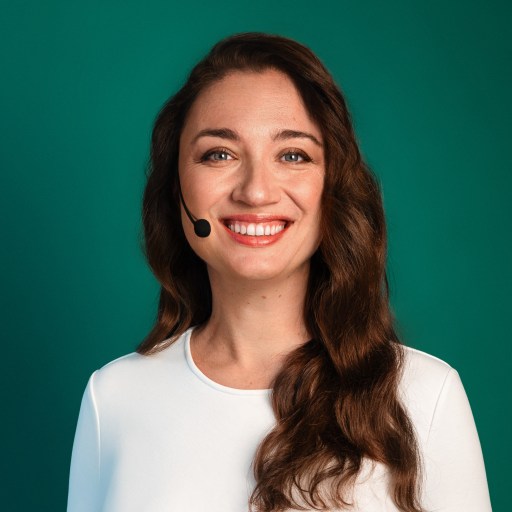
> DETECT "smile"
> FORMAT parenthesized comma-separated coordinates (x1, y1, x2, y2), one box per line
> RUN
(220, 219, 292, 246)
(225, 221, 287, 236)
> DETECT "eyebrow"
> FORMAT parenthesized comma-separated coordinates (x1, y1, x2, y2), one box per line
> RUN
(190, 127, 323, 147)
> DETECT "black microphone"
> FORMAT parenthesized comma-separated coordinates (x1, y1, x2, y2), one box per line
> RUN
(178, 183, 211, 238)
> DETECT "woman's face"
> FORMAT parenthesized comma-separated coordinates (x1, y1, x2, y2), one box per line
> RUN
(178, 69, 325, 282)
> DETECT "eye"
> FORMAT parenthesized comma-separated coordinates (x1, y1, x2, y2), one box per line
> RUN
(199, 148, 234, 162)
(281, 149, 312, 164)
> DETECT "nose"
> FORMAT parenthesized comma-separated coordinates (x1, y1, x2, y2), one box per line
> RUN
(231, 159, 281, 206)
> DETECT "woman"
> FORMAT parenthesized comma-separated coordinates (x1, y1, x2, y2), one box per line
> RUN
(67, 32, 492, 511)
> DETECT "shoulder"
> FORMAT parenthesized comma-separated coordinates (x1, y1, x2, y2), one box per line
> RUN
(86, 331, 188, 404)
(400, 344, 454, 388)
(398, 345, 491, 510)
(398, 344, 458, 443)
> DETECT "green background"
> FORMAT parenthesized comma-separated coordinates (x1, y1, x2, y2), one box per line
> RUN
(1, 0, 509, 510)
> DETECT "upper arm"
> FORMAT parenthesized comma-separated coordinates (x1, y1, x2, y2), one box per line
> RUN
(421, 368, 492, 511)
(67, 371, 102, 512)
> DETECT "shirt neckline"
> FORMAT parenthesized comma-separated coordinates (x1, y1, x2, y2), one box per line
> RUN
(184, 325, 273, 396)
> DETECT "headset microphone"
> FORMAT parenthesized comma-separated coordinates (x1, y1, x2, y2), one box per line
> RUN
(178, 183, 211, 238)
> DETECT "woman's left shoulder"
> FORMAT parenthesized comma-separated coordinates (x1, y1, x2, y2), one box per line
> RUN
(397, 345, 461, 441)
(397, 345, 492, 510)
(399, 344, 454, 388)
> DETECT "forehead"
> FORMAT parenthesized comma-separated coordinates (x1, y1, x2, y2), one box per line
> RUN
(181, 69, 322, 143)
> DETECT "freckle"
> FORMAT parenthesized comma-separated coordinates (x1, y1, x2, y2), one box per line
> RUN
(278, 294, 282, 298)
(261, 295, 267, 299)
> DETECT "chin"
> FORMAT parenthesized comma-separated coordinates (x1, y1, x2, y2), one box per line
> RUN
(232, 266, 285, 282)
(228, 256, 311, 283)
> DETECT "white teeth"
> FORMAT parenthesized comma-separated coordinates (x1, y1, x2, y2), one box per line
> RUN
(226, 221, 287, 236)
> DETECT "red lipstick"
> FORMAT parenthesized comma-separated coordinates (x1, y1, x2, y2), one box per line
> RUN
(219, 216, 292, 247)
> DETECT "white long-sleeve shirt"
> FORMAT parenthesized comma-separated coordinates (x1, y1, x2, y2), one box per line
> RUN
(67, 326, 492, 511)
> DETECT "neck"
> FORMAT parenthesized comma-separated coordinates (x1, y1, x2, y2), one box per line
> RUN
(194, 263, 312, 371)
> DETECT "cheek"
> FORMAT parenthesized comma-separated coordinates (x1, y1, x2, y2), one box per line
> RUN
(179, 200, 197, 249)
(179, 165, 220, 214)
(180, 202, 215, 263)
(296, 176, 324, 246)
(291, 174, 324, 214)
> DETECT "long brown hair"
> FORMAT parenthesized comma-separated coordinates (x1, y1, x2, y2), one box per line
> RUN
(137, 32, 424, 512)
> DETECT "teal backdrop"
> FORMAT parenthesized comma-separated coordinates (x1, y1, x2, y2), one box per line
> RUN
(1, 0, 510, 510)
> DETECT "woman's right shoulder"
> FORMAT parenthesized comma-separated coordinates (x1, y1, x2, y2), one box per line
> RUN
(83, 331, 188, 398)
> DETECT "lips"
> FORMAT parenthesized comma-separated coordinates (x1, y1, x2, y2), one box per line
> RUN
(219, 215, 293, 246)
(226, 221, 287, 236)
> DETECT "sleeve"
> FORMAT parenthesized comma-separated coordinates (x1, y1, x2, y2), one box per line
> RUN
(421, 368, 492, 511)
(67, 371, 102, 512)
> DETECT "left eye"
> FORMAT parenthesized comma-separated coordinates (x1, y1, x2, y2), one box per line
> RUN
(282, 151, 310, 163)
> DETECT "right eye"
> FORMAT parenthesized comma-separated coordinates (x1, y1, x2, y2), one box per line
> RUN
(200, 148, 234, 162)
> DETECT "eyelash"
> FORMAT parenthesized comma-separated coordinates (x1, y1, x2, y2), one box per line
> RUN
(198, 147, 312, 164)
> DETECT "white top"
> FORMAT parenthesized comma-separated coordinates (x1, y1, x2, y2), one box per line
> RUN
(67, 326, 492, 511)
